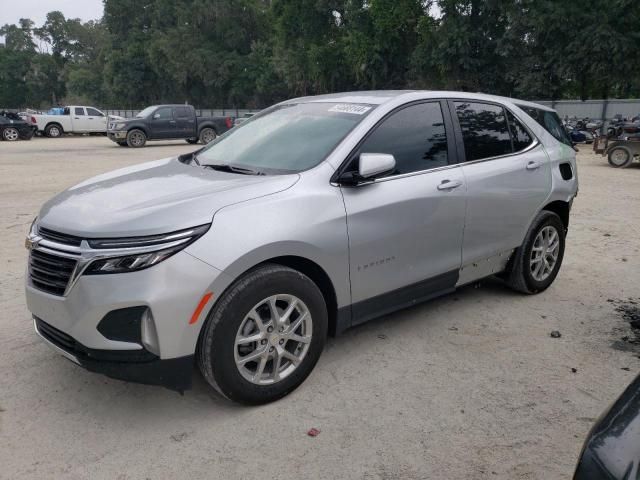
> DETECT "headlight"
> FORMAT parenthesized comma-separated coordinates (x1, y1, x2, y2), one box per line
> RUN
(110, 122, 126, 130)
(84, 224, 209, 275)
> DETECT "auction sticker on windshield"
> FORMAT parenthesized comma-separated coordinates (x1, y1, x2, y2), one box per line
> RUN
(328, 104, 372, 115)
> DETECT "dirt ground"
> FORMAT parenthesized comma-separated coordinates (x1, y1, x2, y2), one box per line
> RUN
(1, 136, 639, 480)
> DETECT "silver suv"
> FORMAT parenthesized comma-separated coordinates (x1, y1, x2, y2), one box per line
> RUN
(25, 91, 578, 404)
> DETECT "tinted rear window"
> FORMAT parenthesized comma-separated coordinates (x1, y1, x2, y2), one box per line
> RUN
(519, 106, 571, 146)
(455, 102, 512, 161)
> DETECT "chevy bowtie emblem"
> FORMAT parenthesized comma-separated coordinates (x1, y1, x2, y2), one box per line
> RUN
(25, 237, 39, 251)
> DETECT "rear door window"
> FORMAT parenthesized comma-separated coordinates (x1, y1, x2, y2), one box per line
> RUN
(175, 107, 190, 119)
(518, 106, 572, 147)
(74, 107, 86, 116)
(454, 102, 512, 161)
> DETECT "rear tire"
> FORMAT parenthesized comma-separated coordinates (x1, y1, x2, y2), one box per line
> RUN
(505, 211, 566, 294)
(45, 124, 63, 138)
(197, 264, 327, 404)
(2, 127, 19, 141)
(199, 127, 216, 144)
(126, 129, 146, 148)
(608, 147, 633, 168)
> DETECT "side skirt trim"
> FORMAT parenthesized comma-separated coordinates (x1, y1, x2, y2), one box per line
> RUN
(341, 270, 459, 329)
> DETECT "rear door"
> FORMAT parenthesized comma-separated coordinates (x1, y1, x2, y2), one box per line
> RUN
(72, 107, 90, 132)
(175, 106, 195, 137)
(451, 100, 551, 275)
(85, 107, 107, 132)
(149, 107, 177, 139)
(340, 101, 466, 324)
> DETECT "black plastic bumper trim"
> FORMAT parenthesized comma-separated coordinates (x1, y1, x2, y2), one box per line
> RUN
(34, 317, 193, 392)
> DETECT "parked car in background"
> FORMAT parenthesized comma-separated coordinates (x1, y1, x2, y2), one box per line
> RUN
(566, 125, 588, 144)
(26, 91, 577, 404)
(573, 373, 640, 479)
(30, 106, 120, 137)
(0, 111, 36, 141)
(107, 104, 234, 147)
(233, 112, 255, 127)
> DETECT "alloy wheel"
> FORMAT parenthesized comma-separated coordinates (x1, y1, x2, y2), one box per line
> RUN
(3, 127, 19, 141)
(530, 225, 560, 281)
(201, 128, 216, 144)
(129, 131, 145, 147)
(234, 294, 312, 385)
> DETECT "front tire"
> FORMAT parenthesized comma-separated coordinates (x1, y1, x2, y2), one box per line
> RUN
(126, 129, 146, 148)
(197, 264, 328, 404)
(505, 211, 566, 294)
(608, 147, 633, 168)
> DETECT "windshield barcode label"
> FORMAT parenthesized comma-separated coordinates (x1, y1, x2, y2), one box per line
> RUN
(328, 104, 372, 115)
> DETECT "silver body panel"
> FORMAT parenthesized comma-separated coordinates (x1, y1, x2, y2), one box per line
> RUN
(26, 90, 578, 362)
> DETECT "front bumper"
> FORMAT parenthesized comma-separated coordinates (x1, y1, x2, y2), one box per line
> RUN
(26, 250, 234, 391)
(107, 131, 127, 141)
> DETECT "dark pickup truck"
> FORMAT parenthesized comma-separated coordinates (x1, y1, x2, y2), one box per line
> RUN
(107, 104, 233, 147)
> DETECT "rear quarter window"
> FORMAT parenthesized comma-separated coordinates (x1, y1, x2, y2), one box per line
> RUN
(518, 106, 572, 147)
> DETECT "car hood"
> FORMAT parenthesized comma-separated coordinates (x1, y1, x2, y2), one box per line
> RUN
(37, 157, 299, 237)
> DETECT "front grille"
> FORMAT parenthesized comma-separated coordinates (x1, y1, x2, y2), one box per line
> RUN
(29, 249, 77, 296)
(35, 317, 76, 353)
(38, 227, 83, 246)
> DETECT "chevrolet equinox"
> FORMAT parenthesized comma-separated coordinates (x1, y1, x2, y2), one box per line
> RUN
(25, 91, 578, 404)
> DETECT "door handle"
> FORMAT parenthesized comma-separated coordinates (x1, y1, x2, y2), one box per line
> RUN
(526, 161, 541, 170)
(437, 179, 463, 191)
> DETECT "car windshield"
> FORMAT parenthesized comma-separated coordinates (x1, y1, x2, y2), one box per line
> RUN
(136, 106, 157, 118)
(196, 102, 374, 173)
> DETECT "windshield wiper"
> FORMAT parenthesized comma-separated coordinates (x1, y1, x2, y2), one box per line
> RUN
(203, 163, 264, 175)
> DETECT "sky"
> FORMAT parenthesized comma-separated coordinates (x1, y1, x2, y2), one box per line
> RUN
(0, 0, 104, 28)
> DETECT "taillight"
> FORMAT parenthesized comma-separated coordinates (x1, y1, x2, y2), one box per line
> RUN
(31, 116, 37, 124)
(225, 117, 233, 129)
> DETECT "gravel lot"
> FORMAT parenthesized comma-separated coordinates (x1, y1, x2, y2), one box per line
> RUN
(1, 136, 639, 479)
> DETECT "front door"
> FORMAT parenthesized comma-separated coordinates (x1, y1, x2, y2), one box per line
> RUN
(450, 100, 551, 267)
(149, 107, 178, 139)
(85, 107, 107, 132)
(340, 101, 466, 325)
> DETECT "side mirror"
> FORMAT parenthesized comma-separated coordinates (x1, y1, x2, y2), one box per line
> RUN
(337, 153, 396, 186)
(358, 153, 396, 179)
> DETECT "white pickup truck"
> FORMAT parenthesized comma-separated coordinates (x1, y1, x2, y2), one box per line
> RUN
(30, 106, 121, 137)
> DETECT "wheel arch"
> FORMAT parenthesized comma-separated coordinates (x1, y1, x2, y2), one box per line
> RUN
(45, 121, 64, 133)
(206, 254, 340, 338)
(198, 124, 218, 136)
(127, 125, 148, 137)
(542, 200, 570, 231)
